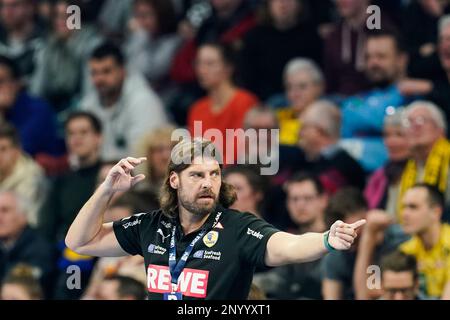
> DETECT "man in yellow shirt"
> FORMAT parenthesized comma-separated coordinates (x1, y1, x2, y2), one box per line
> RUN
(276, 58, 324, 146)
(399, 183, 450, 299)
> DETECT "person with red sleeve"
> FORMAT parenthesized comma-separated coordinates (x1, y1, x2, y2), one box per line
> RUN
(187, 43, 258, 164)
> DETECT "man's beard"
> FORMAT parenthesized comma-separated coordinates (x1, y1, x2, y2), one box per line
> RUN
(179, 189, 219, 216)
(367, 69, 394, 89)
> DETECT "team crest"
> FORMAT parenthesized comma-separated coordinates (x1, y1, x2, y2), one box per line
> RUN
(203, 231, 219, 248)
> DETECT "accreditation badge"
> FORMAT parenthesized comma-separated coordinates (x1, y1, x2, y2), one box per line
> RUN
(163, 292, 183, 300)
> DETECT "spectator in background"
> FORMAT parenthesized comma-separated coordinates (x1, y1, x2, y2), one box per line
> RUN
(323, 0, 372, 95)
(340, 29, 417, 172)
(240, 0, 322, 101)
(240, 106, 280, 172)
(406, 0, 448, 50)
(0, 124, 47, 226)
(254, 173, 327, 300)
(355, 184, 450, 299)
(0, 56, 63, 157)
(187, 42, 258, 163)
(379, 251, 421, 300)
(239, 106, 303, 229)
(397, 101, 450, 220)
(125, 0, 182, 103)
(284, 173, 328, 235)
(0, 192, 54, 298)
(36, 0, 52, 26)
(133, 125, 177, 196)
(239, 105, 314, 188)
(399, 184, 450, 299)
(94, 275, 147, 300)
(171, 0, 256, 84)
(223, 165, 268, 218)
(298, 100, 366, 193)
(38, 111, 102, 299)
(322, 188, 404, 300)
(364, 110, 410, 218)
(80, 42, 167, 161)
(402, 0, 449, 79)
(30, 0, 103, 114)
(276, 58, 324, 146)
(38, 112, 102, 244)
(397, 15, 450, 128)
(341, 29, 412, 140)
(353, 208, 409, 300)
(169, 0, 256, 124)
(429, 15, 450, 127)
(0, 0, 45, 82)
(0, 264, 44, 300)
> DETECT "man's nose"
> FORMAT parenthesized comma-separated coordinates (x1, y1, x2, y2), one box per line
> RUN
(394, 292, 405, 300)
(401, 209, 409, 219)
(201, 176, 213, 189)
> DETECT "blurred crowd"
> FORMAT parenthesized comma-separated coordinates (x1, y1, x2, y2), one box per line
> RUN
(1, 0, 450, 300)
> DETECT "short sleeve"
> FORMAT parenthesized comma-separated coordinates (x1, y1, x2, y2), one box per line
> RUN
(235, 212, 280, 268)
(113, 212, 148, 256)
(377, 224, 411, 257)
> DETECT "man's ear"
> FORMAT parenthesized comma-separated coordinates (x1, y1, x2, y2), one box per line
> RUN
(400, 52, 409, 68)
(431, 204, 443, 222)
(169, 172, 179, 189)
(319, 194, 329, 211)
(254, 191, 263, 203)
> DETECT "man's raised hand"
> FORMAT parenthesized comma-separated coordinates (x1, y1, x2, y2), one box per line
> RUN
(103, 157, 147, 193)
(327, 219, 366, 251)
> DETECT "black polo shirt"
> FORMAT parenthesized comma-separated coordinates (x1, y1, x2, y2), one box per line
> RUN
(113, 205, 280, 300)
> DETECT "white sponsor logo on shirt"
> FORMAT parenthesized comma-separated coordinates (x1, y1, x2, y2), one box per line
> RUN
(147, 244, 167, 255)
(122, 219, 141, 229)
(193, 250, 221, 261)
(157, 228, 170, 243)
(147, 264, 209, 298)
(247, 228, 264, 240)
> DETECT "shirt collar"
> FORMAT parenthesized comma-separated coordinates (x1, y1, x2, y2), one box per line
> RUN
(172, 204, 224, 238)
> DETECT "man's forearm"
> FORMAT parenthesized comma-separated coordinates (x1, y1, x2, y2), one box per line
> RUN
(288, 232, 328, 264)
(266, 232, 328, 267)
(266, 220, 364, 267)
(65, 183, 114, 250)
(353, 233, 377, 300)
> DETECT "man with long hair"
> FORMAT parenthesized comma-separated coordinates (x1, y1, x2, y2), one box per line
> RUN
(66, 138, 365, 300)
